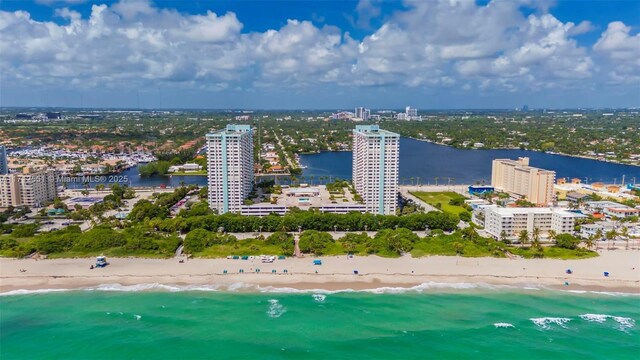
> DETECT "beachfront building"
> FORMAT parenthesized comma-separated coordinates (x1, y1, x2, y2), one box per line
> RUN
(0, 168, 57, 208)
(0, 145, 7, 175)
(352, 125, 400, 215)
(206, 125, 254, 214)
(491, 157, 555, 206)
(482, 206, 580, 240)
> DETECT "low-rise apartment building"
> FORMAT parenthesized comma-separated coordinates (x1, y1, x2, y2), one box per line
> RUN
(585, 201, 640, 218)
(482, 206, 580, 240)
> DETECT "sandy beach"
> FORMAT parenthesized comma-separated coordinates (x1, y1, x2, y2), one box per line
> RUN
(1, 250, 639, 294)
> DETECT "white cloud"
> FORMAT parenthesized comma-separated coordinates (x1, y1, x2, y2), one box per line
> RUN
(355, 0, 382, 29)
(593, 21, 640, 85)
(594, 21, 640, 61)
(568, 20, 594, 36)
(0, 0, 635, 100)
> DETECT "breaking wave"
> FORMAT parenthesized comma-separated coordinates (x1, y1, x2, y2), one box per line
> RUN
(493, 323, 515, 328)
(580, 314, 636, 331)
(530, 317, 572, 330)
(1, 282, 638, 297)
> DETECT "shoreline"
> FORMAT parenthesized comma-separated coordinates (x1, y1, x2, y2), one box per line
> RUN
(2, 251, 639, 295)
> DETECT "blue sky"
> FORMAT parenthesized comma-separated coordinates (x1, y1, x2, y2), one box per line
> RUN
(1, 0, 638, 109)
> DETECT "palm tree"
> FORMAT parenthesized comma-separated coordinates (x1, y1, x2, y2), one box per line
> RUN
(518, 230, 529, 247)
(605, 229, 618, 250)
(532, 227, 541, 250)
(594, 228, 604, 250)
(499, 230, 508, 243)
(547, 230, 557, 245)
(620, 226, 629, 250)
(584, 234, 596, 250)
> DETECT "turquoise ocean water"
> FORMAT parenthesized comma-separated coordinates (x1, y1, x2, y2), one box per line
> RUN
(1, 286, 638, 359)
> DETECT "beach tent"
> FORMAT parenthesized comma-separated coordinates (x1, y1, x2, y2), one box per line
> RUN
(313, 260, 322, 265)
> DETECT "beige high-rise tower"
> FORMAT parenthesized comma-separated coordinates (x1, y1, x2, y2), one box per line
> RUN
(491, 157, 555, 205)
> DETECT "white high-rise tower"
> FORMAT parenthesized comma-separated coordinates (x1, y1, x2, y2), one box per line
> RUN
(206, 125, 254, 214)
(352, 125, 400, 215)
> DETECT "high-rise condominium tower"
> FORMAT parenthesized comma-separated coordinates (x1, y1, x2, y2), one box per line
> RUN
(352, 125, 400, 215)
(206, 125, 254, 214)
(491, 157, 555, 206)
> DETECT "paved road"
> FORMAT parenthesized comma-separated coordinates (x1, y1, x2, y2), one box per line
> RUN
(273, 130, 297, 169)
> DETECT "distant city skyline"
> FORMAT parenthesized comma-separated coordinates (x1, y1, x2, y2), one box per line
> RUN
(1, 0, 638, 109)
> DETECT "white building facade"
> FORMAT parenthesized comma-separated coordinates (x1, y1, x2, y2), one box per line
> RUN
(483, 206, 580, 240)
(352, 125, 399, 215)
(206, 125, 254, 214)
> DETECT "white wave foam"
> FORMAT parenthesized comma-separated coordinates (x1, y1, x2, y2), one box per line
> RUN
(2, 281, 637, 297)
(0, 288, 71, 297)
(580, 314, 636, 331)
(493, 323, 515, 328)
(254, 282, 511, 295)
(612, 316, 636, 330)
(267, 299, 286, 318)
(87, 283, 184, 292)
(530, 317, 572, 329)
(312, 294, 326, 302)
(563, 290, 638, 297)
(579, 314, 609, 323)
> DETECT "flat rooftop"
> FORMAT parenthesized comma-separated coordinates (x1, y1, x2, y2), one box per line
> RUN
(247, 185, 363, 209)
(487, 207, 581, 217)
(354, 125, 399, 137)
(206, 124, 252, 137)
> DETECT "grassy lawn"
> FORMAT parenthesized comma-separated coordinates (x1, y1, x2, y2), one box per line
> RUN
(410, 191, 468, 215)
(509, 246, 598, 260)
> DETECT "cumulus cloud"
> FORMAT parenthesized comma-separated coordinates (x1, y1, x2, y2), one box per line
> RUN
(354, 0, 382, 29)
(0, 0, 636, 102)
(593, 21, 640, 85)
